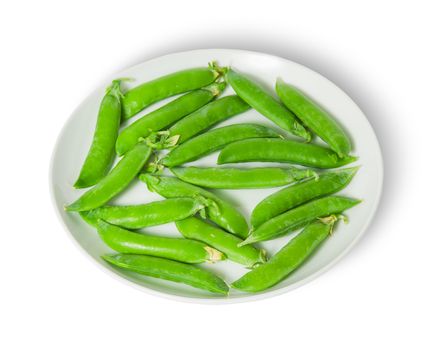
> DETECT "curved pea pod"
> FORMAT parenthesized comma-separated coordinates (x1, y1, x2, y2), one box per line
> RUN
(276, 79, 352, 157)
(251, 167, 359, 229)
(139, 174, 249, 238)
(171, 166, 317, 189)
(241, 196, 361, 245)
(96, 220, 224, 264)
(232, 217, 337, 292)
(122, 65, 221, 119)
(176, 217, 266, 267)
(85, 197, 211, 229)
(116, 83, 226, 156)
(103, 253, 229, 295)
(168, 95, 250, 144)
(218, 138, 356, 169)
(225, 69, 311, 141)
(161, 123, 281, 167)
(74, 80, 123, 188)
(66, 142, 152, 212)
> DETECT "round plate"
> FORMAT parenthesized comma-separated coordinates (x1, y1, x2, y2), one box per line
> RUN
(50, 49, 383, 303)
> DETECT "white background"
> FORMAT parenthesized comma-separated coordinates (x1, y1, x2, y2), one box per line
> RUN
(1, 1, 433, 349)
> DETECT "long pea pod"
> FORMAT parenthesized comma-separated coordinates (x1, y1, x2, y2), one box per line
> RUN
(161, 123, 281, 167)
(74, 80, 123, 188)
(176, 217, 266, 267)
(103, 254, 229, 295)
(140, 174, 249, 238)
(218, 138, 356, 169)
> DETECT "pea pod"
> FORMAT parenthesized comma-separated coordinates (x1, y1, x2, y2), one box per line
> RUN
(103, 254, 229, 295)
(276, 79, 351, 157)
(251, 167, 359, 229)
(218, 138, 356, 169)
(116, 83, 225, 156)
(140, 174, 249, 238)
(74, 80, 123, 188)
(232, 217, 337, 292)
(176, 217, 266, 267)
(122, 65, 221, 119)
(241, 196, 360, 245)
(97, 220, 224, 263)
(226, 69, 310, 141)
(168, 95, 250, 144)
(161, 123, 281, 167)
(85, 197, 211, 229)
(171, 167, 317, 189)
(66, 142, 152, 212)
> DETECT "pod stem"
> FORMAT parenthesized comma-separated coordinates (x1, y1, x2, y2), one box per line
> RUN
(141, 131, 180, 150)
(209, 61, 228, 80)
(205, 246, 226, 263)
(106, 78, 133, 100)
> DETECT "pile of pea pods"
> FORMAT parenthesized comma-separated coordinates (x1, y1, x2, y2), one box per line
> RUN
(66, 62, 360, 295)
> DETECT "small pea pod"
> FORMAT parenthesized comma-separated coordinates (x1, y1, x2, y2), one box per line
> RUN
(74, 80, 123, 188)
(218, 138, 356, 169)
(103, 253, 229, 295)
(171, 166, 317, 189)
(66, 142, 152, 211)
(116, 83, 226, 156)
(251, 167, 359, 229)
(276, 79, 352, 157)
(225, 69, 311, 141)
(161, 123, 281, 168)
(97, 220, 224, 263)
(168, 95, 250, 144)
(232, 216, 338, 292)
(122, 65, 221, 119)
(140, 174, 249, 238)
(176, 217, 266, 267)
(85, 197, 211, 229)
(241, 196, 360, 245)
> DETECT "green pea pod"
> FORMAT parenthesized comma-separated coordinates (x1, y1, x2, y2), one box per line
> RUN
(86, 197, 211, 229)
(74, 80, 123, 188)
(66, 142, 152, 212)
(226, 69, 311, 141)
(176, 217, 266, 267)
(116, 83, 226, 156)
(140, 174, 249, 238)
(161, 123, 281, 168)
(122, 65, 221, 119)
(97, 220, 224, 263)
(218, 138, 356, 169)
(168, 95, 250, 144)
(103, 254, 229, 295)
(232, 217, 337, 292)
(251, 167, 359, 229)
(276, 79, 352, 157)
(171, 166, 317, 189)
(241, 196, 360, 245)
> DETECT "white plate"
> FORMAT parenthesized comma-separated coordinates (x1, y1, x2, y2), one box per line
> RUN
(50, 49, 383, 303)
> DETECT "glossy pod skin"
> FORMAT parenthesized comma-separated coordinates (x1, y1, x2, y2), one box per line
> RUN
(226, 69, 311, 141)
(161, 123, 281, 167)
(232, 217, 336, 292)
(85, 197, 210, 229)
(103, 254, 229, 295)
(218, 138, 356, 169)
(74, 80, 123, 188)
(66, 142, 152, 212)
(97, 220, 223, 263)
(241, 196, 361, 245)
(122, 66, 220, 119)
(116, 83, 225, 156)
(176, 217, 266, 267)
(171, 166, 317, 189)
(276, 79, 352, 157)
(140, 174, 249, 238)
(251, 167, 359, 229)
(168, 95, 250, 144)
